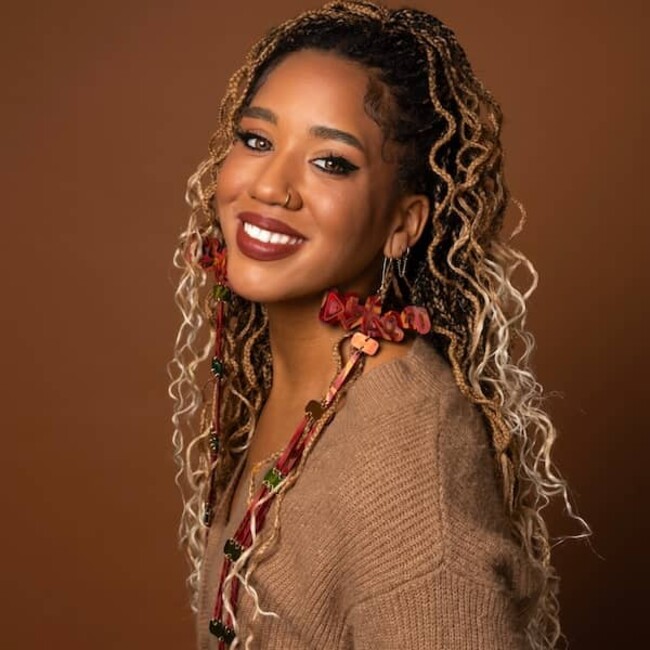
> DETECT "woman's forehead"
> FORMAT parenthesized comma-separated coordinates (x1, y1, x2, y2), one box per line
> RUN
(246, 50, 390, 151)
(253, 50, 369, 106)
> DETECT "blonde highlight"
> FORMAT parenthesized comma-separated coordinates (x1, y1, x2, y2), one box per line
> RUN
(169, 2, 589, 647)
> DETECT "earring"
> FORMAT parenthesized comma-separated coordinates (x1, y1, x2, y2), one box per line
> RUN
(318, 248, 431, 341)
(283, 190, 292, 208)
(397, 247, 410, 278)
(379, 255, 394, 301)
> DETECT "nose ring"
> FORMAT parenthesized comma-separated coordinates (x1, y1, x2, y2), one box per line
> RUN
(283, 190, 292, 209)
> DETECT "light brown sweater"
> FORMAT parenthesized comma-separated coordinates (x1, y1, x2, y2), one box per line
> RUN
(197, 337, 542, 649)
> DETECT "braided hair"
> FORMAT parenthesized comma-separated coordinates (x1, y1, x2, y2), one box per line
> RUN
(169, 2, 588, 647)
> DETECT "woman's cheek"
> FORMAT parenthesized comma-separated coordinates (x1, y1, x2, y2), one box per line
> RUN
(219, 146, 255, 192)
(216, 159, 239, 202)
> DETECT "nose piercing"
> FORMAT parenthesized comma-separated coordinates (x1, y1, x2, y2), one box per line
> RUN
(283, 190, 292, 208)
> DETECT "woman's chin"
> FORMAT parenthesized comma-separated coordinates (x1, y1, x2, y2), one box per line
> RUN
(226, 274, 328, 308)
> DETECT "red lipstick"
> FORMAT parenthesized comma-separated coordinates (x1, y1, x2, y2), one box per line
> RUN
(237, 212, 306, 239)
(236, 211, 306, 262)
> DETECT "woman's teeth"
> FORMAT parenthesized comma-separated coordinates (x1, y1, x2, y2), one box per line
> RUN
(243, 222, 303, 245)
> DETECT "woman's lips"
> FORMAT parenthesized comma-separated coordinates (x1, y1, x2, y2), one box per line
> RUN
(235, 213, 306, 261)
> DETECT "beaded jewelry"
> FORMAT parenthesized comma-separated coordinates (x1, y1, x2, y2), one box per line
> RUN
(318, 288, 431, 341)
(247, 451, 282, 505)
(198, 235, 229, 527)
(199, 241, 431, 647)
(209, 331, 379, 646)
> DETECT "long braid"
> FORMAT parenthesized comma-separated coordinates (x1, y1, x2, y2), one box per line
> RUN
(169, 1, 590, 645)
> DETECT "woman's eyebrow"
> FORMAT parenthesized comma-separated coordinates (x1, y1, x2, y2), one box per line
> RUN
(241, 105, 365, 154)
(241, 106, 277, 124)
(309, 125, 365, 154)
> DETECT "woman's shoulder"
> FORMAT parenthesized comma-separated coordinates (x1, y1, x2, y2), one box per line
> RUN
(279, 336, 541, 618)
(335, 335, 506, 530)
(320, 337, 464, 523)
(348, 334, 458, 407)
(314, 336, 522, 591)
(333, 335, 482, 460)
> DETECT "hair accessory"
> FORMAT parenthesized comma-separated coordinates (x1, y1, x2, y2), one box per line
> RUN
(319, 289, 431, 341)
(209, 328, 379, 647)
(198, 235, 228, 284)
(198, 236, 229, 526)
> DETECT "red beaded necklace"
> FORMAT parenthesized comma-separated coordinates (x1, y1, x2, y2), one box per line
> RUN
(198, 238, 431, 648)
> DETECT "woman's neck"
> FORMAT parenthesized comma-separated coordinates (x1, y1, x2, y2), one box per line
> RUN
(265, 297, 341, 401)
(263, 290, 415, 409)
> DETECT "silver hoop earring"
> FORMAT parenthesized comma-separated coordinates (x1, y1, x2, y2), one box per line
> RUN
(397, 247, 410, 278)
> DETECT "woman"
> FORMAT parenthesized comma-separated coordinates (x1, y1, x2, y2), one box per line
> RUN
(170, 1, 587, 648)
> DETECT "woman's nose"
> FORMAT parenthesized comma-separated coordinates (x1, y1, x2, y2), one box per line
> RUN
(247, 153, 302, 209)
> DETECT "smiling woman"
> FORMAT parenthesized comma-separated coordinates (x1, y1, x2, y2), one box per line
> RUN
(168, 2, 588, 649)
(218, 50, 421, 305)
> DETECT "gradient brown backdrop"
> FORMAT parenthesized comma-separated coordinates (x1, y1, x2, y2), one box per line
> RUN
(2, 1, 647, 648)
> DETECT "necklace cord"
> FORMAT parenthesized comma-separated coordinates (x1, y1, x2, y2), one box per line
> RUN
(209, 334, 373, 645)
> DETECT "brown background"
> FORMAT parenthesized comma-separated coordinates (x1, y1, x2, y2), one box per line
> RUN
(1, 0, 647, 648)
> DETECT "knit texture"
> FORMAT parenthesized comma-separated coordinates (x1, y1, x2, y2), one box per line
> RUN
(197, 337, 542, 649)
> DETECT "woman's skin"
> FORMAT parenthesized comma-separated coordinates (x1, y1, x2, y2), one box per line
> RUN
(215, 50, 430, 494)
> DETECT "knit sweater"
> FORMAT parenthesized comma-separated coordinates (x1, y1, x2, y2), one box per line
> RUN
(196, 337, 543, 649)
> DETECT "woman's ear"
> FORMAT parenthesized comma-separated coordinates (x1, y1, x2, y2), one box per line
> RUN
(383, 194, 430, 258)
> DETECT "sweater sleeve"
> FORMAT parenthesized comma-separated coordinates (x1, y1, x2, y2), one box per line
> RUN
(346, 565, 529, 650)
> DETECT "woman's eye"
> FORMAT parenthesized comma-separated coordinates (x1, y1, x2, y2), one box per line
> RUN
(313, 156, 359, 176)
(235, 130, 272, 152)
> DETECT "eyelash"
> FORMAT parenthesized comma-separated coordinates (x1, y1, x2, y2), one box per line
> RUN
(314, 155, 359, 176)
(235, 130, 272, 152)
(234, 129, 359, 177)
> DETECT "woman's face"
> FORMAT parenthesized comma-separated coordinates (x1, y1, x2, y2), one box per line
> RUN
(216, 49, 403, 304)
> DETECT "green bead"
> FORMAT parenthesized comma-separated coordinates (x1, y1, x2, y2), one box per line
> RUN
(209, 619, 235, 643)
(211, 357, 224, 377)
(213, 284, 230, 301)
(208, 429, 219, 453)
(263, 467, 284, 490)
(202, 503, 213, 526)
(224, 538, 243, 562)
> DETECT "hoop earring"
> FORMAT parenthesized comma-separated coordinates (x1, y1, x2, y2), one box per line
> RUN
(283, 190, 292, 208)
(397, 247, 410, 278)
